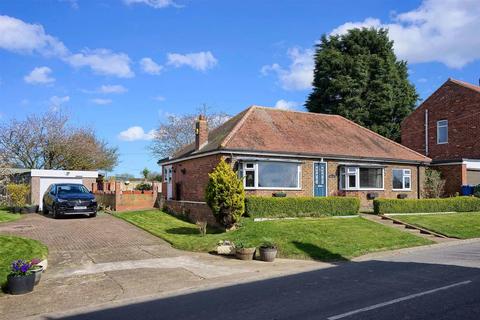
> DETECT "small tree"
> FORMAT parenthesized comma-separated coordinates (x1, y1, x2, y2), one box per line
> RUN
(6, 183, 30, 208)
(0, 162, 10, 206)
(205, 159, 245, 229)
(422, 168, 445, 198)
(142, 168, 150, 180)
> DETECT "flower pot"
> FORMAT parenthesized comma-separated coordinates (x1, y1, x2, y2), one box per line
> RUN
(7, 273, 35, 295)
(259, 247, 278, 262)
(31, 266, 44, 285)
(235, 247, 256, 260)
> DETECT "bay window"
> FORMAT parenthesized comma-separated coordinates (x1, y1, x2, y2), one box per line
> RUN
(393, 169, 411, 190)
(340, 166, 384, 190)
(238, 161, 301, 189)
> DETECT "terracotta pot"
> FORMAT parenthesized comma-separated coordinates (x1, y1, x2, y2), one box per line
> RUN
(259, 247, 277, 262)
(7, 273, 35, 295)
(235, 247, 256, 260)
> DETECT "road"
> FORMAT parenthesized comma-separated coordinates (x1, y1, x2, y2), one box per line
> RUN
(47, 240, 480, 320)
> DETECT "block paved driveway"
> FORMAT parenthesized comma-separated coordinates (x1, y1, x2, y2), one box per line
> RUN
(0, 212, 320, 319)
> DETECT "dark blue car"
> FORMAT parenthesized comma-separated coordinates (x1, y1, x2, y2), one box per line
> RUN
(42, 183, 97, 218)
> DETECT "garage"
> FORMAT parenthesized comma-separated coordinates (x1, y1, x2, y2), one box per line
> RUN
(30, 169, 99, 211)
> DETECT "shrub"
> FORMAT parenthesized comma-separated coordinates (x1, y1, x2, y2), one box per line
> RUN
(422, 168, 445, 198)
(245, 196, 360, 218)
(135, 182, 153, 191)
(373, 197, 480, 215)
(6, 183, 29, 208)
(205, 159, 245, 228)
(474, 184, 480, 198)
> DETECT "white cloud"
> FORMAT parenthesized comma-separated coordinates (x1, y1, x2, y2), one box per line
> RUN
(98, 84, 127, 94)
(49, 95, 70, 111)
(123, 0, 181, 9)
(417, 78, 428, 83)
(140, 57, 163, 75)
(24, 66, 55, 85)
(118, 126, 155, 141)
(0, 15, 134, 78)
(59, 0, 79, 9)
(0, 15, 68, 57)
(91, 98, 112, 105)
(166, 51, 218, 71)
(66, 49, 134, 78)
(274, 99, 299, 110)
(153, 95, 165, 101)
(261, 47, 314, 91)
(330, 0, 480, 68)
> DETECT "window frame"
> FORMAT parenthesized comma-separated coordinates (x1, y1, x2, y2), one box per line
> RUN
(437, 120, 448, 144)
(339, 166, 384, 191)
(238, 161, 302, 190)
(392, 168, 412, 191)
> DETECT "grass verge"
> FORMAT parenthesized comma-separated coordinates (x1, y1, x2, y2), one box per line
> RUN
(0, 209, 22, 224)
(116, 210, 432, 261)
(394, 212, 480, 239)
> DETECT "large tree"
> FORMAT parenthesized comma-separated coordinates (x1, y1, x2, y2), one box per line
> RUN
(150, 111, 230, 159)
(0, 111, 118, 171)
(306, 28, 418, 141)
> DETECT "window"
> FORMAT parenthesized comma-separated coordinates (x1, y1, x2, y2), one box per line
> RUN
(238, 161, 300, 189)
(393, 169, 411, 190)
(340, 166, 384, 190)
(437, 120, 448, 144)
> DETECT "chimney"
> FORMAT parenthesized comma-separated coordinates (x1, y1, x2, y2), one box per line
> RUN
(195, 115, 208, 150)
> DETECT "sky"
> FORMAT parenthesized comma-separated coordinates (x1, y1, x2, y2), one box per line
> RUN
(1, 0, 480, 177)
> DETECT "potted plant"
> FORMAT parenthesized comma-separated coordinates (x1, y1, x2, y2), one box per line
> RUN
(235, 241, 256, 260)
(30, 258, 44, 285)
(7, 259, 36, 295)
(259, 239, 278, 262)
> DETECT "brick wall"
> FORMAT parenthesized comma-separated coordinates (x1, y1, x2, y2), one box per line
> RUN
(165, 200, 217, 226)
(94, 182, 160, 211)
(402, 80, 480, 161)
(163, 155, 422, 211)
(162, 154, 223, 202)
(433, 164, 467, 196)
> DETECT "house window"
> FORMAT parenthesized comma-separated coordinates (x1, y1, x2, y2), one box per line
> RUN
(238, 161, 301, 189)
(437, 120, 448, 144)
(393, 169, 411, 190)
(340, 166, 384, 190)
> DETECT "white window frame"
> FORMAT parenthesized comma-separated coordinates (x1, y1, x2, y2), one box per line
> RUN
(339, 166, 384, 191)
(239, 161, 302, 190)
(392, 168, 412, 191)
(437, 120, 448, 144)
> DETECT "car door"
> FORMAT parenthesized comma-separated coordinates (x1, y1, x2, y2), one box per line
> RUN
(45, 185, 56, 210)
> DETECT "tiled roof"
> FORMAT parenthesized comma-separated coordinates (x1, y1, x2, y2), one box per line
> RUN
(448, 78, 480, 94)
(171, 106, 430, 163)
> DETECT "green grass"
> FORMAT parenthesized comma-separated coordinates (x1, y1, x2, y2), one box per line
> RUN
(394, 213, 480, 239)
(0, 209, 22, 223)
(117, 210, 432, 261)
(0, 235, 48, 290)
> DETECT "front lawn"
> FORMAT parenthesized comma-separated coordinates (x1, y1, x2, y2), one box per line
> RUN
(394, 213, 480, 239)
(117, 210, 432, 261)
(0, 235, 48, 290)
(0, 209, 21, 223)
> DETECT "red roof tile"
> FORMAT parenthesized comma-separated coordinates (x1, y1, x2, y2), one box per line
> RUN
(172, 106, 430, 163)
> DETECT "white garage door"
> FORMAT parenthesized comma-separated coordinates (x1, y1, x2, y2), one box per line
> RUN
(39, 177, 83, 210)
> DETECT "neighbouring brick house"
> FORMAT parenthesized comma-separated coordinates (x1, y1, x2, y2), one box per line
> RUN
(159, 106, 430, 222)
(401, 78, 480, 196)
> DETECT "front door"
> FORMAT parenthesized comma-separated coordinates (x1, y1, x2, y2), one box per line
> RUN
(314, 162, 327, 197)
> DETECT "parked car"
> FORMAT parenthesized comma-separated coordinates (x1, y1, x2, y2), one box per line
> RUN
(43, 183, 97, 218)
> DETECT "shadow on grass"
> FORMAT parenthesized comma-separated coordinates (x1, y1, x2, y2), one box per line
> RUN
(166, 227, 199, 235)
(291, 241, 347, 262)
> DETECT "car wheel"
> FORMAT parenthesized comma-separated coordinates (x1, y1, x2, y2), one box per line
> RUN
(52, 206, 58, 219)
(43, 203, 49, 215)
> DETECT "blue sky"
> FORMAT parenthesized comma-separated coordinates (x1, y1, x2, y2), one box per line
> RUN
(1, 0, 479, 177)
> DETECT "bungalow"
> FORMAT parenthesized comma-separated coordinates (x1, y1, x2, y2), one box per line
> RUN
(160, 106, 430, 221)
(401, 79, 480, 195)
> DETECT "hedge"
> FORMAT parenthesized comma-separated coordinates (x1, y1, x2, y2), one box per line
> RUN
(373, 197, 480, 215)
(245, 196, 360, 218)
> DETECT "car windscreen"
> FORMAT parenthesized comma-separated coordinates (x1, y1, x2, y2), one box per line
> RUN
(57, 185, 89, 194)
